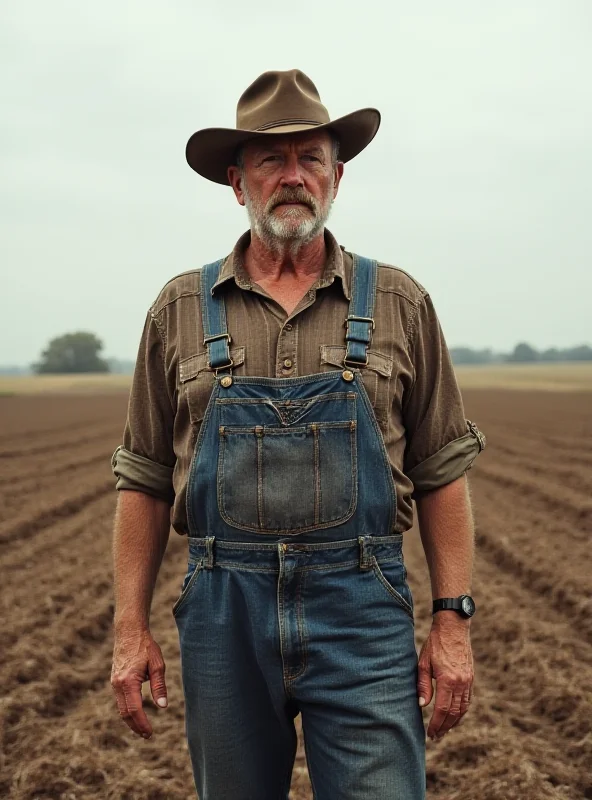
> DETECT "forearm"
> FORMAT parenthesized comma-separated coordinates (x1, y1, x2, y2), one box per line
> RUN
(416, 474, 474, 607)
(112, 489, 171, 635)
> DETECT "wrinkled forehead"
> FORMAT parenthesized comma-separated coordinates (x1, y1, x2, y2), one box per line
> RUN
(242, 129, 334, 159)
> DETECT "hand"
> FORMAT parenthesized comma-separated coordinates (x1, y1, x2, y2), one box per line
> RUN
(417, 614, 474, 740)
(111, 629, 168, 739)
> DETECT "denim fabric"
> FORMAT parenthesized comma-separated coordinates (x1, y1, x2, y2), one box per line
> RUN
(188, 372, 397, 541)
(173, 256, 426, 798)
(175, 537, 425, 799)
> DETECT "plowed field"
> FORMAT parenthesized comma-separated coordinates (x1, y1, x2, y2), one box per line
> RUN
(1, 389, 590, 799)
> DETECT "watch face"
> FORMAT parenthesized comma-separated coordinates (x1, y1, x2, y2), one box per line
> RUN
(461, 596, 475, 617)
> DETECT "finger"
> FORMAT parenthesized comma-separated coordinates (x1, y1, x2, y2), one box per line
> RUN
(149, 653, 168, 709)
(427, 683, 452, 739)
(436, 689, 464, 736)
(114, 687, 145, 738)
(457, 685, 471, 720)
(417, 660, 434, 709)
(123, 682, 153, 738)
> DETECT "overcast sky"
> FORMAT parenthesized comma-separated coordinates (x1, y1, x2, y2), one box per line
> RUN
(2, 1, 591, 365)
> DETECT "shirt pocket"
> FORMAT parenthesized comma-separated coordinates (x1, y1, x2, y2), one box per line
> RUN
(179, 346, 245, 425)
(320, 344, 393, 427)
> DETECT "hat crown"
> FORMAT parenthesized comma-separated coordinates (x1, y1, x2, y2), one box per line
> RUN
(237, 69, 331, 132)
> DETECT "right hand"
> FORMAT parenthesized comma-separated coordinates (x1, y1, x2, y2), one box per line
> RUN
(111, 629, 168, 738)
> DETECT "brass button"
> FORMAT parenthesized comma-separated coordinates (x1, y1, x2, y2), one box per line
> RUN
(342, 370, 355, 382)
(283, 359, 293, 369)
(220, 376, 233, 388)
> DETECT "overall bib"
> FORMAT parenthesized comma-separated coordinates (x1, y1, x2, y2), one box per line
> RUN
(174, 255, 426, 799)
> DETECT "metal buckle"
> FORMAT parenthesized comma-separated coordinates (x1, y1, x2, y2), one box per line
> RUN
(345, 315, 375, 331)
(212, 358, 234, 376)
(343, 355, 367, 368)
(203, 332, 232, 346)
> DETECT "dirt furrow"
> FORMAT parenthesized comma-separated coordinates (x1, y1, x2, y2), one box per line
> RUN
(474, 463, 592, 534)
(403, 523, 592, 800)
(0, 441, 115, 487)
(0, 423, 121, 461)
(0, 477, 114, 548)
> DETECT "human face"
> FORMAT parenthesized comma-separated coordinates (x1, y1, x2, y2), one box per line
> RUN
(228, 131, 343, 248)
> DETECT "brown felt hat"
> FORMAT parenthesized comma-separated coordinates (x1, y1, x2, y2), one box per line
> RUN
(186, 69, 381, 185)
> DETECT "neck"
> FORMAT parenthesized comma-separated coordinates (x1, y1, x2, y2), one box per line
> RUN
(244, 230, 327, 284)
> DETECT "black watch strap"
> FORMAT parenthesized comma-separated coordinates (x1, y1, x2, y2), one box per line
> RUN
(432, 595, 476, 618)
(433, 598, 462, 613)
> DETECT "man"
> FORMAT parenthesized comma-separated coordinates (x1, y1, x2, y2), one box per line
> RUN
(111, 69, 485, 799)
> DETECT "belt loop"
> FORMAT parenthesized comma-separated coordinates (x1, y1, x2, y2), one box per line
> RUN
(204, 536, 215, 569)
(358, 535, 373, 571)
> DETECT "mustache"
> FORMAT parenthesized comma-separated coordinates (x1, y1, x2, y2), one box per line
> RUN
(267, 188, 318, 212)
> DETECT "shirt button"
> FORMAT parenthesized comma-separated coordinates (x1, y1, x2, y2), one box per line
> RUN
(283, 359, 293, 369)
(284, 324, 293, 331)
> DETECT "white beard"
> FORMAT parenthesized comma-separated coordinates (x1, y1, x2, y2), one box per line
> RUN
(243, 183, 333, 249)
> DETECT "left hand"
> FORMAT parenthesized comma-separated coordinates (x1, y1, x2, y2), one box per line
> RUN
(416, 615, 474, 740)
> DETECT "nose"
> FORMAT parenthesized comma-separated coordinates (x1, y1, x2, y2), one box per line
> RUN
(279, 153, 304, 188)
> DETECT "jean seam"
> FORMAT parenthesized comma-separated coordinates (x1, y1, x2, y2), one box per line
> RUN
(355, 373, 397, 531)
(371, 557, 414, 620)
(186, 381, 220, 534)
(285, 569, 308, 682)
(210, 559, 361, 573)
(172, 560, 203, 617)
(188, 534, 402, 551)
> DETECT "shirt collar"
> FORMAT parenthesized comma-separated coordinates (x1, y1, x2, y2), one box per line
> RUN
(212, 228, 351, 301)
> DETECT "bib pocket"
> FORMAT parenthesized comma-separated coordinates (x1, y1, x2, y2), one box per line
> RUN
(179, 347, 245, 425)
(320, 345, 393, 427)
(217, 417, 358, 534)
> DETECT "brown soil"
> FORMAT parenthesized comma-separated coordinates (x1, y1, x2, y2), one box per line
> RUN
(0, 390, 590, 799)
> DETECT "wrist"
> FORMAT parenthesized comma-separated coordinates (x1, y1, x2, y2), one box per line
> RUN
(114, 613, 150, 637)
(432, 609, 471, 629)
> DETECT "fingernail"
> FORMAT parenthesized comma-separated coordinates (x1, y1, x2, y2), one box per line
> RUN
(157, 698, 168, 708)
(418, 697, 426, 707)
(143, 733, 151, 740)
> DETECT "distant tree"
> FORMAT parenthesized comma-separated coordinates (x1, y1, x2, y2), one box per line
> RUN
(450, 347, 495, 365)
(33, 332, 109, 374)
(506, 342, 539, 363)
(562, 345, 592, 361)
(540, 347, 561, 362)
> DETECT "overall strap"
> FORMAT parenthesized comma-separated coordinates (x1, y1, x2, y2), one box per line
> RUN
(200, 260, 233, 372)
(344, 254, 378, 367)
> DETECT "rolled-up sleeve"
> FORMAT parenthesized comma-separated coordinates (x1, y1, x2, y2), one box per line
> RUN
(111, 311, 175, 504)
(403, 294, 485, 494)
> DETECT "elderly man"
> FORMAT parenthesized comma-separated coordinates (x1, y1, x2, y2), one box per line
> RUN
(110, 69, 485, 799)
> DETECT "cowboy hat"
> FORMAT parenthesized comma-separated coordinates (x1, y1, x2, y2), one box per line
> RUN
(186, 69, 381, 185)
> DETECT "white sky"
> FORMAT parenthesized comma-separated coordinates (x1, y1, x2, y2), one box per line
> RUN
(1, 0, 591, 364)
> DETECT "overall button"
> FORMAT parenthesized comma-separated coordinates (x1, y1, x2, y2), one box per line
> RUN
(220, 376, 233, 388)
(283, 359, 293, 369)
(342, 370, 355, 382)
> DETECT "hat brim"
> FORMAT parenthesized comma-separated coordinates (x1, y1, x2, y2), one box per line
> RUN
(186, 108, 381, 185)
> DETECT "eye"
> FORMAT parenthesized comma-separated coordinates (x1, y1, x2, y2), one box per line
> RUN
(261, 155, 280, 164)
(301, 155, 321, 162)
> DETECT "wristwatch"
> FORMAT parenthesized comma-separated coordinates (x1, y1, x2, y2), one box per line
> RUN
(432, 595, 476, 618)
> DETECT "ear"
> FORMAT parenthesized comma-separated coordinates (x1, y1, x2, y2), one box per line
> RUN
(227, 165, 246, 206)
(332, 161, 344, 200)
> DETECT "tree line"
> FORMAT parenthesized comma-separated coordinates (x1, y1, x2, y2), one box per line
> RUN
(450, 343, 592, 365)
(9, 332, 592, 374)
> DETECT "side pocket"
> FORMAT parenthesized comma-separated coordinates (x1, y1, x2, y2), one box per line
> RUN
(371, 557, 414, 620)
(172, 559, 203, 617)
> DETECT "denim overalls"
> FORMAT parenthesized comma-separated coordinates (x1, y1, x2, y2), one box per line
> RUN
(173, 255, 426, 799)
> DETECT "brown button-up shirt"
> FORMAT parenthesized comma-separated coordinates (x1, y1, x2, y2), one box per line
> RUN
(112, 228, 485, 534)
